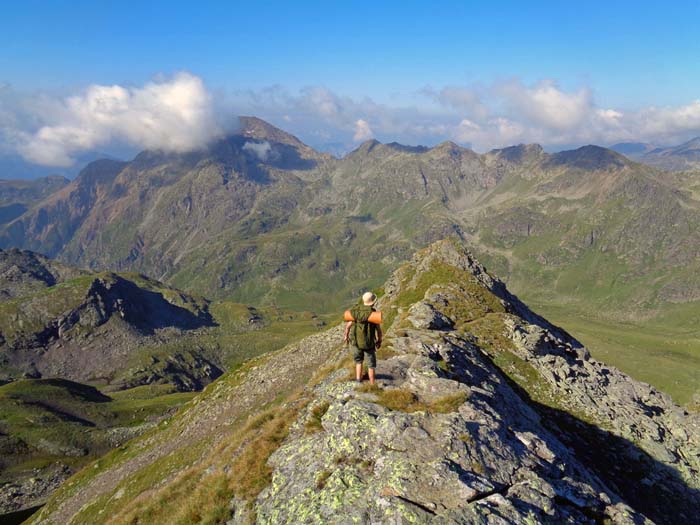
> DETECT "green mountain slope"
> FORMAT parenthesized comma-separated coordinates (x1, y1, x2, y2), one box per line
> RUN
(0, 378, 195, 516)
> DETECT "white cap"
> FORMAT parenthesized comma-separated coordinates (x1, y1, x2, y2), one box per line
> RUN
(362, 292, 377, 306)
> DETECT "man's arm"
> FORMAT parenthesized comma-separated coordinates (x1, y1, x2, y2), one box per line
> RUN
(375, 325, 383, 348)
(343, 321, 353, 344)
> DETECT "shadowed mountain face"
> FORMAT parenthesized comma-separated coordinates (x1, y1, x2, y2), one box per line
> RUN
(27, 240, 700, 525)
(2, 119, 700, 324)
(0, 249, 222, 390)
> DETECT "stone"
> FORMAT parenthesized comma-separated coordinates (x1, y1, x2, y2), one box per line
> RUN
(407, 301, 454, 330)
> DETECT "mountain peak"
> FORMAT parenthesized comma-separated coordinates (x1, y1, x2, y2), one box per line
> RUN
(346, 139, 382, 157)
(547, 144, 628, 170)
(489, 143, 545, 162)
(432, 140, 461, 151)
(238, 116, 307, 148)
(429, 141, 477, 158)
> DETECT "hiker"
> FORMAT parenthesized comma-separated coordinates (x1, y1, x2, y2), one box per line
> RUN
(343, 292, 382, 384)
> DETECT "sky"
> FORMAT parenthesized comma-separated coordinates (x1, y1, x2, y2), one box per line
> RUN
(1, 0, 700, 169)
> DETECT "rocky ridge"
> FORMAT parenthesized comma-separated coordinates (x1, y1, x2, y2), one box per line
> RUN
(29, 240, 700, 525)
(250, 240, 699, 524)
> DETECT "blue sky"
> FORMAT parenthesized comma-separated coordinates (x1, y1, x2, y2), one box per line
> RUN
(2, 0, 700, 167)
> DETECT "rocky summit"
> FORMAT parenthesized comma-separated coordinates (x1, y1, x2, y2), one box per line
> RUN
(29, 240, 700, 525)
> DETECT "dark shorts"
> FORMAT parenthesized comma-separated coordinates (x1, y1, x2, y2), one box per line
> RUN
(351, 345, 377, 368)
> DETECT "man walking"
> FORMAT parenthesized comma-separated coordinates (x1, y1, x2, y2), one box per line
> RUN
(344, 292, 382, 384)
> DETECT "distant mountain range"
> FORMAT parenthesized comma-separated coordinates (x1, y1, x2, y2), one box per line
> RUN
(1, 117, 699, 325)
(611, 137, 700, 171)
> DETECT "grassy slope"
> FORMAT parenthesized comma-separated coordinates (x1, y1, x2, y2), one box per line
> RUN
(0, 379, 195, 482)
(0, 308, 327, 503)
(29, 328, 342, 525)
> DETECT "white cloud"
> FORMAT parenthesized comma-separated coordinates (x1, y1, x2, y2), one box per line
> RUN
(15, 73, 220, 166)
(423, 85, 488, 120)
(454, 119, 481, 143)
(243, 140, 273, 161)
(633, 100, 700, 140)
(353, 119, 373, 142)
(499, 80, 591, 131)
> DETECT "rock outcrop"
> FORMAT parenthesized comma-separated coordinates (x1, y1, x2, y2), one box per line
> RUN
(29, 240, 700, 525)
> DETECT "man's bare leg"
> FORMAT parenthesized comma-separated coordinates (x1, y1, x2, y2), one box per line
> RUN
(355, 362, 363, 382)
(368, 367, 375, 385)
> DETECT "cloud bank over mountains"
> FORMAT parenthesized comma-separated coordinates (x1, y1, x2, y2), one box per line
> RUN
(1, 72, 700, 166)
(1, 73, 220, 167)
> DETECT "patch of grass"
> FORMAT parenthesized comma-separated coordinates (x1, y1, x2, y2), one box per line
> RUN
(311, 350, 355, 386)
(332, 455, 375, 473)
(376, 343, 398, 360)
(356, 383, 383, 395)
(365, 388, 468, 414)
(315, 469, 332, 489)
(304, 401, 330, 434)
(436, 357, 449, 373)
(689, 397, 700, 413)
(463, 313, 515, 353)
(458, 433, 474, 446)
(470, 460, 485, 475)
(429, 391, 469, 413)
(227, 405, 298, 501)
(376, 389, 424, 412)
(108, 399, 305, 525)
(178, 472, 233, 525)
